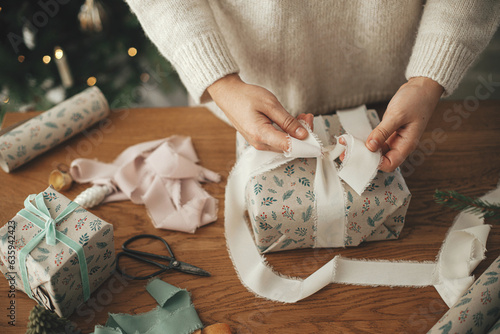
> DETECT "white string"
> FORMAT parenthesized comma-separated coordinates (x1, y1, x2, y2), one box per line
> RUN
(74, 184, 112, 208)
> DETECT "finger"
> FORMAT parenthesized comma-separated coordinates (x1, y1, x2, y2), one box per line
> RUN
(339, 152, 345, 161)
(365, 116, 401, 152)
(380, 130, 420, 172)
(380, 139, 391, 156)
(264, 103, 308, 140)
(257, 124, 291, 152)
(378, 149, 406, 172)
(338, 136, 346, 161)
(253, 142, 279, 153)
(297, 113, 314, 131)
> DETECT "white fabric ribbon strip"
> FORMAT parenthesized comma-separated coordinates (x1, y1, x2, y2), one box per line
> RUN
(285, 106, 382, 247)
(225, 105, 498, 306)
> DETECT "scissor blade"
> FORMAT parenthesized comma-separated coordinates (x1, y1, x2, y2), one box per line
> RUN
(175, 261, 211, 277)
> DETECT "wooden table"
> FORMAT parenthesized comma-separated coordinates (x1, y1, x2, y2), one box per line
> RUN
(0, 101, 499, 334)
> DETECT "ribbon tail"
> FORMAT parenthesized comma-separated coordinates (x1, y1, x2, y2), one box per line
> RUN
(225, 147, 308, 302)
(70, 159, 119, 184)
(433, 184, 500, 307)
(337, 134, 381, 195)
(18, 231, 47, 298)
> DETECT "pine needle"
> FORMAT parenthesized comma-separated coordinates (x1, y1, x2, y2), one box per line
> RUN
(434, 189, 500, 221)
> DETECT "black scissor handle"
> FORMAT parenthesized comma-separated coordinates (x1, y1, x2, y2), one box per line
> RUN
(122, 234, 176, 261)
(116, 251, 169, 280)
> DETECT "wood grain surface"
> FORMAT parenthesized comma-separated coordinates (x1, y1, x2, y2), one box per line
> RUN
(0, 101, 499, 334)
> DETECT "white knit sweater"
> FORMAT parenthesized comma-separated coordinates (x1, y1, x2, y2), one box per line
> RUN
(125, 0, 500, 123)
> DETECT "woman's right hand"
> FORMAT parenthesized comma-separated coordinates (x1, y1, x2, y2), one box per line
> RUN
(207, 74, 312, 152)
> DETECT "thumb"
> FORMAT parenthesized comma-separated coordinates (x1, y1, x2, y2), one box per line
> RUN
(265, 103, 308, 140)
(366, 117, 399, 152)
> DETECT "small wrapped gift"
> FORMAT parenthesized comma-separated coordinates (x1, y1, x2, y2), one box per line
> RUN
(236, 106, 411, 253)
(0, 187, 115, 317)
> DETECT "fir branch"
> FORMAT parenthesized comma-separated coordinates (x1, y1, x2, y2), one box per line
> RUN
(434, 189, 500, 221)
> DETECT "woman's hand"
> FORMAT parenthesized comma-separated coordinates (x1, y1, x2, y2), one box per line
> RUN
(365, 76, 444, 172)
(207, 74, 313, 152)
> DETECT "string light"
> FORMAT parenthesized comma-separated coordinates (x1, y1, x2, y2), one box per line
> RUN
(127, 47, 137, 57)
(18, 55, 25, 63)
(0, 7, 2, 13)
(42, 55, 51, 64)
(87, 76, 97, 86)
(54, 48, 64, 59)
(54, 46, 73, 88)
(140, 73, 150, 83)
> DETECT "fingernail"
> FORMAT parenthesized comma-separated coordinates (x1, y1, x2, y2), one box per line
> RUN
(339, 137, 346, 145)
(296, 127, 307, 138)
(368, 139, 378, 151)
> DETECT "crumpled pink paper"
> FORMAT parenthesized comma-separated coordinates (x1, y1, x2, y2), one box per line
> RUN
(70, 136, 220, 233)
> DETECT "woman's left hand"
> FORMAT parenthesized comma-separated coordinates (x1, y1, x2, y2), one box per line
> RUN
(365, 76, 444, 172)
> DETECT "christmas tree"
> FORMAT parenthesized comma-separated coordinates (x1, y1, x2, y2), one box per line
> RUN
(0, 0, 182, 120)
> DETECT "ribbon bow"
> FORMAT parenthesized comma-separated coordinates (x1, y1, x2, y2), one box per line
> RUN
(225, 105, 497, 306)
(17, 193, 90, 301)
(238, 106, 382, 248)
(285, 108, 382, 194)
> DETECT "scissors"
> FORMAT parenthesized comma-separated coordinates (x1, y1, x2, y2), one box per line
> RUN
(116, 234, 211, 280)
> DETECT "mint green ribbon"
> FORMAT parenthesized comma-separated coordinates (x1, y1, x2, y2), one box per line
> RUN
(17, 193, 90, 302)
(92, 279, 203, 334)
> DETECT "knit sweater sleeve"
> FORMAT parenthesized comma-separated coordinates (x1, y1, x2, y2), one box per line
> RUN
(406, 0, 500, 96)
(125, 0, 239, 103)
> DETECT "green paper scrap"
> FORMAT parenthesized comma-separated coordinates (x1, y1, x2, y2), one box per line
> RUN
(92, 279, 203, 334)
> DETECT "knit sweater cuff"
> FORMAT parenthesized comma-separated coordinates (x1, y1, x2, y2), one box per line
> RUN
(170, 31, 240, 104)
(406, 34, 476, 97)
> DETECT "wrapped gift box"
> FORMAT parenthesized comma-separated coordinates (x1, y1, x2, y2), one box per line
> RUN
(0, 187, 115, 317)
(237, 109, 412, 253)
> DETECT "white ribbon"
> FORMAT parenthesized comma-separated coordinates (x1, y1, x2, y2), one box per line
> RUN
(283, 107, 382, 247)
(225, 105, 498, 306)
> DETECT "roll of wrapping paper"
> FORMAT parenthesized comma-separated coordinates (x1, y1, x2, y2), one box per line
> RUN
(488, 318, 500, 334)
(0, 86, 109, 173)
(429, 255, 500, 334)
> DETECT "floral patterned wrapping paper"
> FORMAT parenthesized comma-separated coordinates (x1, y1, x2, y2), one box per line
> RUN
(0, 187, 115, 317)
(237, 109, 411, 253)
(429, 255, 500, 334)
(0, 86, 109, 173)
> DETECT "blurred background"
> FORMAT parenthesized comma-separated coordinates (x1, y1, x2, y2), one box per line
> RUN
(0, 0, 187, 122)
(0, 0, 499, 124)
